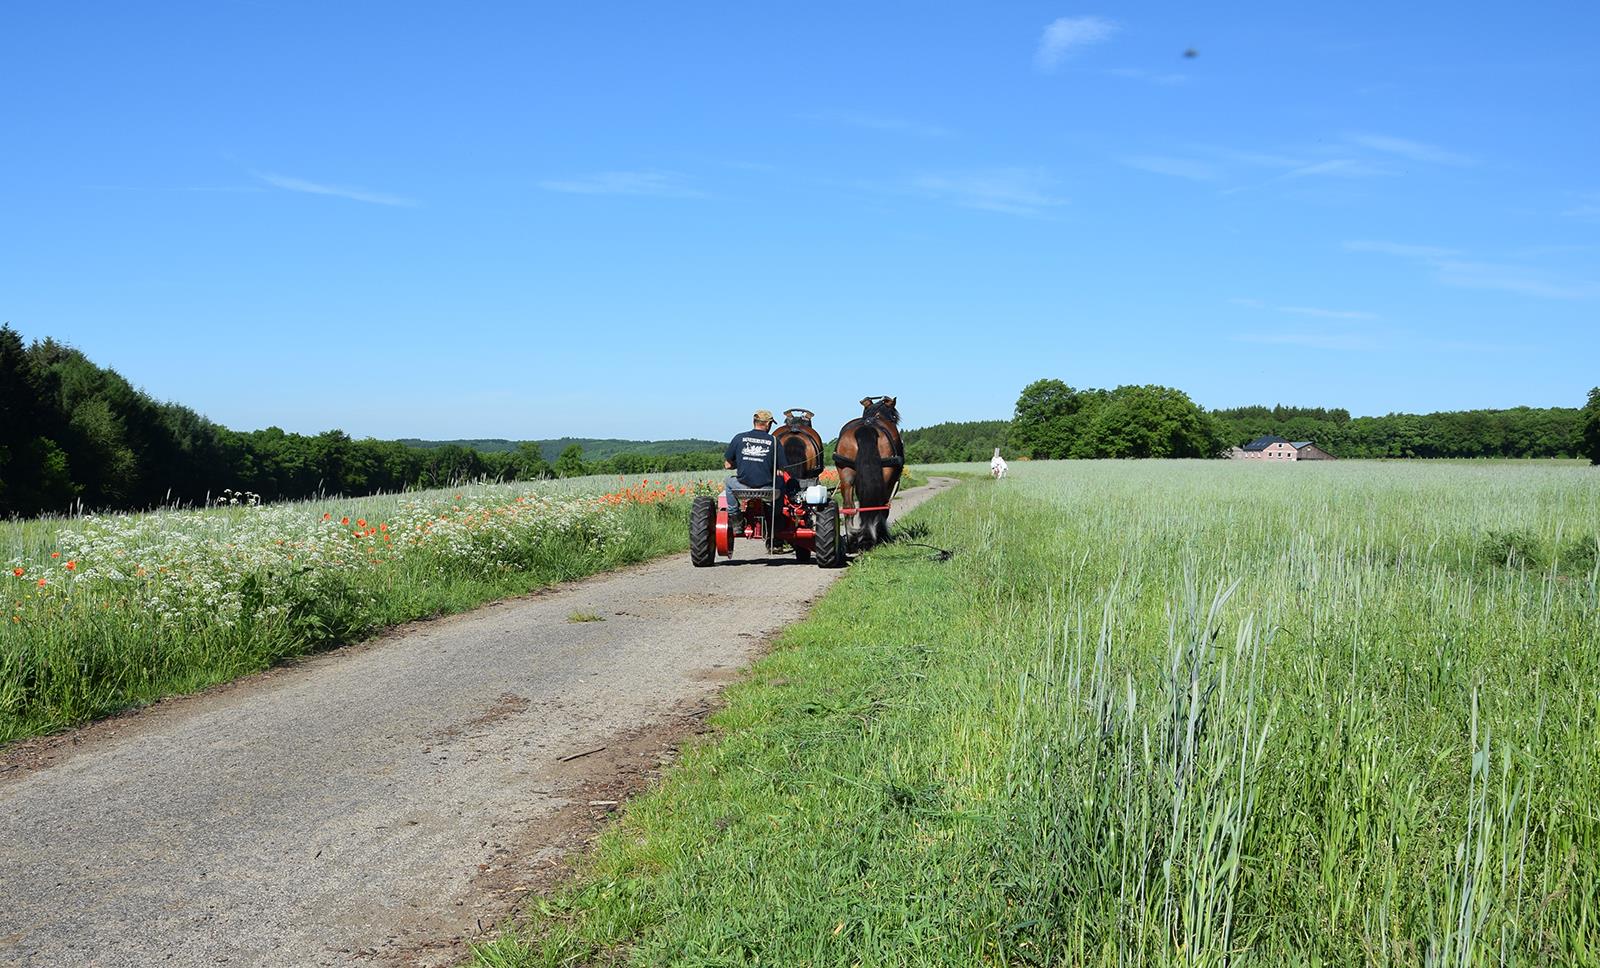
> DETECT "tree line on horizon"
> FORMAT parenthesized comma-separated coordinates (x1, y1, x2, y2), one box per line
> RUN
(2, 327, 1596, 518)
(0, 326, 721, 518)
(1001, 379, 1599, 462)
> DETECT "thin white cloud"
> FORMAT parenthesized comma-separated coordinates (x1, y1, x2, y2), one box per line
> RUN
(255, 171, 416, 207)
(1344, 132, 1474, 166)
(1425, 337, 1537, 354)
(1344, 240, 1459, 259)
(1106, 67, 1188, 85)
(1285, 158, 1390, 179)
(1120, 155, 1217, 181)
(803, 111, 953, 138)
(1232, 297, 1377, 320)
(1347, 240, 1597, 299)
(1277, 305, 1378, 320)
(1035, 16, 1118, 72)
(86, 184, 266, 194)
(912, 168, 1067, 217)
(1235, 330, 1534, 354)
(1141, 135, 1467, 192)
(1562, 193, 1600, 221)
(1232, 331, 1377, 351)
(1206, 147, 1310, 169)
(538, 171, 706, 198)
(1430, 259, 1597, 299)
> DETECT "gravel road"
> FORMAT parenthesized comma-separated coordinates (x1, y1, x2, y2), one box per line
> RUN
(0, 478, 957, 968)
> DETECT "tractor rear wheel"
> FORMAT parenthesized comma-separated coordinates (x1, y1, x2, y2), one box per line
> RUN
(689, 496, 716, 567)
(813, 504, 846, 568)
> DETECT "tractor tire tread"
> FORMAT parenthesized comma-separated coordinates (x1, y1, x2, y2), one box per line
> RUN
(689, 496, 716, 567)
(814, 503, 846, 568)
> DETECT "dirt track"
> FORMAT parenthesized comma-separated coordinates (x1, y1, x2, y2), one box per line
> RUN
(0, 478, 957, 968)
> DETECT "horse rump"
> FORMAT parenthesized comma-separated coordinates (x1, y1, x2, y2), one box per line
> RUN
(776, 410, 825, 481)
(851, 423, 897, 548)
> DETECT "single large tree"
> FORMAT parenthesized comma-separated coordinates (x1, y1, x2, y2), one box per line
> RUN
(554, 443, 588, 478)
(1582, 387, 1600, 464)
(1010, 379, 1085, 459)
(513, 442, 555, 480)
(1079, 385, 1224, 458)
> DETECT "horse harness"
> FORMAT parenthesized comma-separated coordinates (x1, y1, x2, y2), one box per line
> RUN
(831, 416, 905, 470)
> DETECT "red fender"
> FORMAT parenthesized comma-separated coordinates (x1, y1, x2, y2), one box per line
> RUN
(715, 493, 735, 555)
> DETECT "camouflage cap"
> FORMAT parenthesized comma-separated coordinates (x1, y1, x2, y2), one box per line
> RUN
(753, 409, 774, 423)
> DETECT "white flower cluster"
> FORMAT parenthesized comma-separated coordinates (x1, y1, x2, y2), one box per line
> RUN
(7, 486, 632, 631)
(211, 488, 262, 508)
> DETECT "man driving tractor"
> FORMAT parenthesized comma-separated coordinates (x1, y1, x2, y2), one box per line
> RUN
(690, 406, 844, 569)
(723, 408, 782, 528)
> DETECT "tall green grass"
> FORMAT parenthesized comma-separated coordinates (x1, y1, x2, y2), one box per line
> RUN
(476, 460, 1600, 966)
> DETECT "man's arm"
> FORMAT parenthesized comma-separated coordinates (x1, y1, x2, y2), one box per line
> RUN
(724, 434, 738, 471)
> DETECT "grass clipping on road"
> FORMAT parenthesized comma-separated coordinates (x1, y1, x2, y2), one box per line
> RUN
(476, 461, 1600, 966)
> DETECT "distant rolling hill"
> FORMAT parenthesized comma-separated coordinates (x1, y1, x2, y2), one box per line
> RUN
(399, 437, 724, 462)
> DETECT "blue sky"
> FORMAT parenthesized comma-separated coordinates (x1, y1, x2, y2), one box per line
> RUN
(3, 2, 1596, 440)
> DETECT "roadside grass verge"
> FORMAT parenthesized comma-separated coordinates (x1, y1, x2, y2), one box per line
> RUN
(474, 460, 1600, 966)
(0, 476, 712, 744)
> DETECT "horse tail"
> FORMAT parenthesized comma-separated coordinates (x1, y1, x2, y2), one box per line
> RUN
(853, 423, 887, 510)
(781, 435, 808, 476)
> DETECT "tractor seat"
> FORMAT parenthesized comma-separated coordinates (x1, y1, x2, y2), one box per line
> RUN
(726, 486, 782, 505)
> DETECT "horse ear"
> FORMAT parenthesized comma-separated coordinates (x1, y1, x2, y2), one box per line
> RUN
(886, 396, 896, 408)
(860, 397, 873, 408)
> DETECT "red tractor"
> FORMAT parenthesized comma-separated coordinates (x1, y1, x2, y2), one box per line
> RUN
(689, 481, 846, 568)
(689, 408, 846, 568)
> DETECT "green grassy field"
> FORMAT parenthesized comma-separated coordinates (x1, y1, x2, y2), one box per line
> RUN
(0, 473, 719, 743)
(475, 459, 1600, 966)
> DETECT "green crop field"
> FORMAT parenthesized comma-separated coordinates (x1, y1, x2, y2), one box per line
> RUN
(478, 460, 1600, 966)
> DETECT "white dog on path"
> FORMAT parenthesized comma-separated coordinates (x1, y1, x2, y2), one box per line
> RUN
(990, 448, 1008, 479)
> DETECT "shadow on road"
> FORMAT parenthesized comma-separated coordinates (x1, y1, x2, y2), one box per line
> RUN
(705, 556, 834, 568)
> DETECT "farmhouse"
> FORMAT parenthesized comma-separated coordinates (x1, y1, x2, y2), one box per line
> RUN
(1232, 435, 1335, 461)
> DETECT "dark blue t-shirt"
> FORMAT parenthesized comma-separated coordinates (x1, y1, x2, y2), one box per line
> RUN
(725, 430, 779, 487)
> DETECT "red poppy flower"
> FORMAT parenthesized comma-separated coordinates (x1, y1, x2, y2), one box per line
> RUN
(357, 518, 367, 528)
(341, 517, 350, 526)
(50, 552, 61, 559)
(36, 578, 46, 588)
(323, 512, 332, 521)
(64, 560, 77, 571)
(12, 567, 23, 578)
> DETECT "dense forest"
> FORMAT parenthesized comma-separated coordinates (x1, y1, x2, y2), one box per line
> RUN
(1586, 388, 1600, 464)
(900, 421, 1011, 464)
(401, 437, 722, 462)
(1009, 381, 1224, 459)
(0, 326, 720, 518)
(891, 382, 1600, 463)
(1211, 403, 1587, 459)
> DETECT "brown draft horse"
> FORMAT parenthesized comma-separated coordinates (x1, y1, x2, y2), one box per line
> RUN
(774, 409, 826, 482)
(832, 396, 904, 549)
